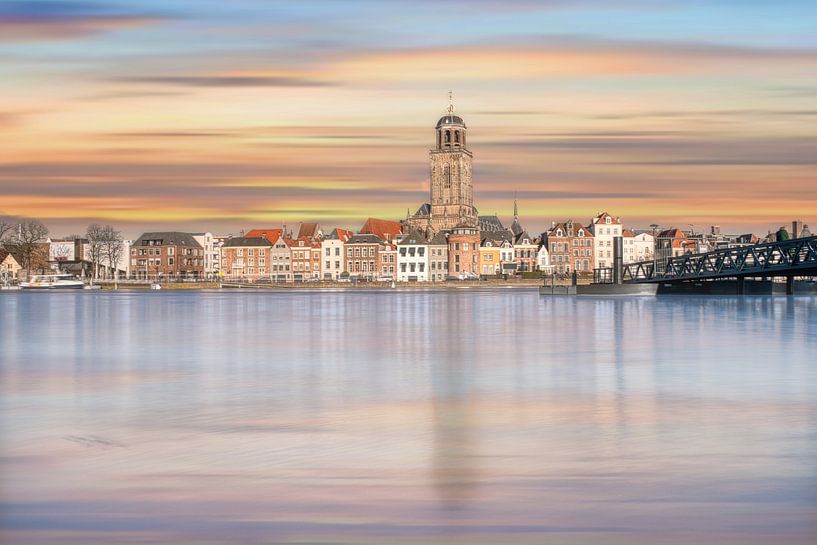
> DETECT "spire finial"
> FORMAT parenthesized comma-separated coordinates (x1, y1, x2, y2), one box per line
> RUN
(447, 90, 455, 114)
(513, 191, 518, 220)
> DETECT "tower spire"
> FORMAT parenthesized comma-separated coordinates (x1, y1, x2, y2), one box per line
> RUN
(513, 192, 518, 220)
(447, 90, 455, 114)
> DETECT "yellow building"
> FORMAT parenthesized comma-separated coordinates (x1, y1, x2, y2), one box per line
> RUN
(478, 244, 501, 275)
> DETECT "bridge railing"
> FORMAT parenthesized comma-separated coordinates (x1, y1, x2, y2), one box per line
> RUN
(623, 235, 817, 282)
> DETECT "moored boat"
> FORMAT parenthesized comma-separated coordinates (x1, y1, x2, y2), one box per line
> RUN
(20, 274, 85, 290)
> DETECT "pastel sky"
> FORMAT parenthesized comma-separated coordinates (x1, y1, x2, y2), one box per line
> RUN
(1, 0, 815, 237)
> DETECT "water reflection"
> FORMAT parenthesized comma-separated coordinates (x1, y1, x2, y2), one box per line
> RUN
(1, 291, 816, 544)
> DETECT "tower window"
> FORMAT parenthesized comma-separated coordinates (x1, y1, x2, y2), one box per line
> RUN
(445, 131, 450, 143)
(454, 131, 460, 144)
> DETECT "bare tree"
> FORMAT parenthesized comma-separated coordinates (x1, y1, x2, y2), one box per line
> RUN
(0, 215, 14, 244)
(18, 219, 49, 277)
(85, 224, 105, 283)
(101, 225, 124, 289)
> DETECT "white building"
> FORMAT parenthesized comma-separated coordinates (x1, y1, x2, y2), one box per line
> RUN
(622, 231, 655, 263)
(321, 229, 352, 280)
(192, 232, 221, 279)
(536, 243, 550, 271)
(397, 230, 430, 282)
(428, 232, 449, 281)
(589, 212, 623, 269)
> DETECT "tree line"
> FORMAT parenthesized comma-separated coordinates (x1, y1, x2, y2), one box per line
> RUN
(1, 214, 125, 286)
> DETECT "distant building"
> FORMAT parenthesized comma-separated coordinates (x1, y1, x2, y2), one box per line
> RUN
(221, 237, 272, 281)
(192, 232, 218, 279)
(345, 234, 381, 279)
(428, 232, 449, 281)
(321, 228, 353, 280)
(544, 220, 594, 274)
(288, 238, 321, 281)
(509, 200, 537, 272)
(589, 212, 623, 269)
(478, 233, 503, 275)
(0, 247, 23, 281)
(360, 218, 402, 242)
(448, 225, 480, 277)
(656, 228, 695, 270)
(623, 230, 654, 263)
(397, 230, 429, 282)
(130, 232, 204, 279)
(378, 240, 397, 279)
(404, 98, 478, 234)
(297, 222, 322, 241)
(536, 242, 550, 272)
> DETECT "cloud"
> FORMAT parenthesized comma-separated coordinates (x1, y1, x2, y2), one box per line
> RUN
(0, 1, 173, 42)
(118, 75, 338, 88)
(326, 35, 817, 82)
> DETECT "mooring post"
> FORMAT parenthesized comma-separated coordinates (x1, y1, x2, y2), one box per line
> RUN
(613, 236, 624, 285)
(786, 275, 794, 295)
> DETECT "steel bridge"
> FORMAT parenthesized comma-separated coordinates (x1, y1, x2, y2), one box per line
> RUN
(622, 235, 817, 294)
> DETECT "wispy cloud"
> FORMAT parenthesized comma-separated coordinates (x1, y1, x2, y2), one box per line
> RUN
(118, 75, 339, 88)
(0, 1, 174, 42)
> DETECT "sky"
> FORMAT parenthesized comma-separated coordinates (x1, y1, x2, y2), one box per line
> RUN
(1, 0, 815, 238)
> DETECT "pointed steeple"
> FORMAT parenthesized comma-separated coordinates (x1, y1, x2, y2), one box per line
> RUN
(510, 193, 523, 237)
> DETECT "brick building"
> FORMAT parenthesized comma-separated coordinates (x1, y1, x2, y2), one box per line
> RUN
(221, 237, 272, 281)
(345, 234, 380, 279)
(130, 232, 204, 279)
(544, 221, 594, 274)
(448, 225, 480, 278)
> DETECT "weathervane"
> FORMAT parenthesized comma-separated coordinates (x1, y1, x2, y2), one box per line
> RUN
(447, 90, 455, 114)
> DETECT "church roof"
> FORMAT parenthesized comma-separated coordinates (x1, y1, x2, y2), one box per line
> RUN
(478, 215, 505, 232)
(436, 115, 466, 129)
(510, 218, 524, 237)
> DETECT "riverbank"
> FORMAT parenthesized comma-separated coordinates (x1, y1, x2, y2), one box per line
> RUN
(93, 278, 553, 290)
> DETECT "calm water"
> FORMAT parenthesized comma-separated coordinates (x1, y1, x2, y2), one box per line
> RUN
(1, 289, 815, 545)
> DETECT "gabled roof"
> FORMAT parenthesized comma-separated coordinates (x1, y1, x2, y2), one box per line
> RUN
(413, 203, 431, 217)
(481, 229, 514, 246)
(397, 229, 429, 245)
(622, 229, 636, 237)
(592, 212, 622, 225)
(222, 237, 273, 248)
(514, 231, 534, 245)
(134, 232, 202, 248)
(346, 233, 382, 244)
(297, 222, 320, 240)
(0, 247, 23, 266)
(285, 237, 319, 248)
(360, 218, 402, 241)
(657, 228, 687, 239)
(546, 221, 594, 238)
(429, 232, 449, 246)
(245, 228, 283, 244)
(324, 228, 354, 242)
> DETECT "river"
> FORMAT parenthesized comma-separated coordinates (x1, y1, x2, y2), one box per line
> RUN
(1, 289, 815, 544)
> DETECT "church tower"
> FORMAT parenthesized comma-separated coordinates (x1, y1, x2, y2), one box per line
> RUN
(428, 94, 478, 232)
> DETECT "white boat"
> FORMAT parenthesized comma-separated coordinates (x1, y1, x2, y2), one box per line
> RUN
(20, 274, 85, 290)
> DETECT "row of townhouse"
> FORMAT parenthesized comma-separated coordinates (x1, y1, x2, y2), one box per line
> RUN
(127, 211, 752, 283)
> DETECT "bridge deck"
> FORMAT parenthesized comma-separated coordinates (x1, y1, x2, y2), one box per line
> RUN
(623, 236, 817, 284)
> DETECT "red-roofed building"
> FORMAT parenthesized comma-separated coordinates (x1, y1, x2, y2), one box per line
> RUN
(321, 228, 354, 280)
(287, 238, 321, 281)
(360, 218, 402, 242)
(245, 229, 283, 244)
(297, 223, 322, 241)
